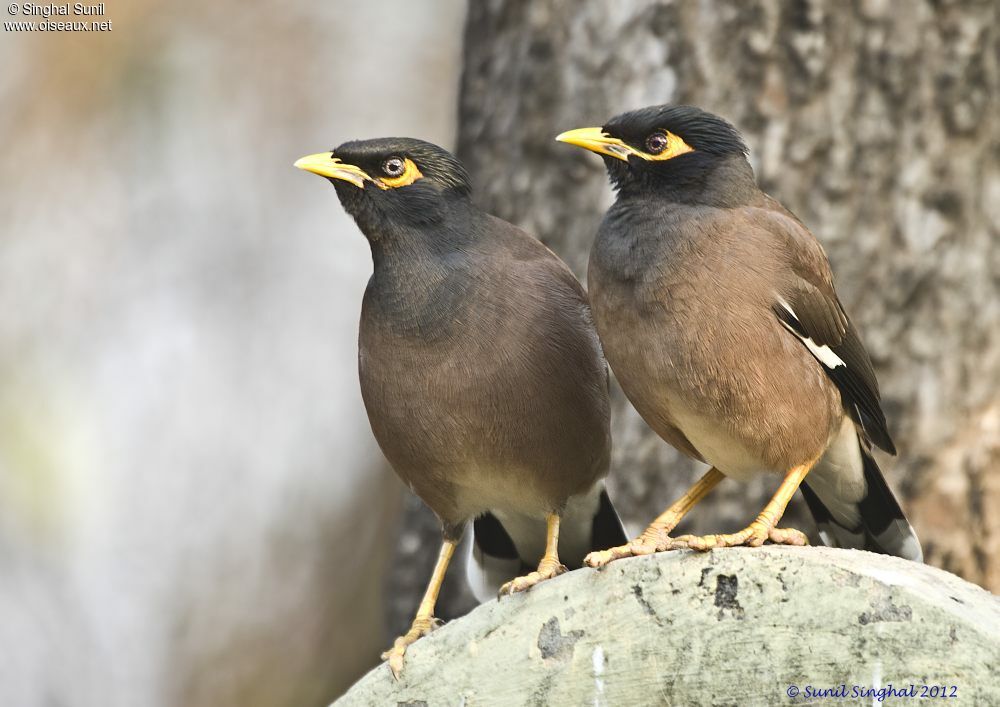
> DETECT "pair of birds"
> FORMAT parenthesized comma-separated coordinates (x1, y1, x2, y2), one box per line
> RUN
(295, 105, 922, 678)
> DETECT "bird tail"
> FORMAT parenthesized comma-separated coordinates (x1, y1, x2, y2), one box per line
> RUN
(463, 482, 627, 602)
(800, 439, 922, 562)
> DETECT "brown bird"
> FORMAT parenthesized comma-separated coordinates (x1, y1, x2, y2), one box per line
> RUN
(295, 138, 624, 677)
(556, 106, 922, 565)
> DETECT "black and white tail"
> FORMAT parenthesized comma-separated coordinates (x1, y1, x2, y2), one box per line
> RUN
(800, 424, 922, 562)
(463, 482, 627, 602)
(774, 289, 921, 562)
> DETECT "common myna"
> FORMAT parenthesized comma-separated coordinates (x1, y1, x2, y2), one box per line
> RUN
(295, 138, 625, 676)
(556, 106, 922, 566)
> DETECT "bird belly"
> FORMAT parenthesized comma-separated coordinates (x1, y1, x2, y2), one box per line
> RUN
(360, 339, 609, 526)
(487, 479, 605, 565)
(594, 289, 837, 480)
(665, 397, 775, 481)
(360, 260, 612, 527)
(593, 294, 777, 478)
(449, 463, 559, 521)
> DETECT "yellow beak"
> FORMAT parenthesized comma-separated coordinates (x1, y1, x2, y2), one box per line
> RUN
(294, 152, 371, 188)
(555, 127, 634, 162)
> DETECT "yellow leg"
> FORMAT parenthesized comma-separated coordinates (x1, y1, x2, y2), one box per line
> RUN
(585, 466, 725, 567)
(382, 538, 455, 679)
(674, 460, 815, 551)
(498, 513, 567, 596)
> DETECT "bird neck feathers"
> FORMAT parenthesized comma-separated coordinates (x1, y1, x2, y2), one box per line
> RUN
(615, 152, 759, 208)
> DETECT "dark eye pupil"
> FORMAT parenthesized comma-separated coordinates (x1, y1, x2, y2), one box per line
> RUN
(384, 158, 405, 176)
(647, 133, 668, 153)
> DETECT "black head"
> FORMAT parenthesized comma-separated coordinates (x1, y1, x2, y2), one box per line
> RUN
(557, 105, 753, 201)
(295, 137, 471, 238)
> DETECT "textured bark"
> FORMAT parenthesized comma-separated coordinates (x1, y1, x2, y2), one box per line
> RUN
(447, 0, 1000, 590)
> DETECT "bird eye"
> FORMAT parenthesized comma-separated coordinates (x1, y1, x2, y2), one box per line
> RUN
(382, 157, 406, 177)
(645, 132, 669, 154)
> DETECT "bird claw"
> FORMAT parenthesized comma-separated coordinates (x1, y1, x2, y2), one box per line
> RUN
(673, 523, 809, 551)
(498, 561, 567, 596)
(584, 528, 685, 568)
(381, 615, 441, 680)
(768, 526, 809, 546)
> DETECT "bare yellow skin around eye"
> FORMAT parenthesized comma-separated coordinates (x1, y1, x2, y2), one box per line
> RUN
(555, 126, 693, 163)
(642, 131, 694, 161)
(376, 158, 424, 189)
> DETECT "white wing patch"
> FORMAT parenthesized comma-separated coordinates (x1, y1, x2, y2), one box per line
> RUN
(776, 296, 846, 370)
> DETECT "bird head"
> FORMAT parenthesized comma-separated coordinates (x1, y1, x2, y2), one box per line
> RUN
(295, 138, 471, 237)
(556, 105, 749, 196)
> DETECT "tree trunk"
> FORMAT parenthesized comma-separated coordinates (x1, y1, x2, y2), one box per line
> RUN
(446, 0, 1000, 592)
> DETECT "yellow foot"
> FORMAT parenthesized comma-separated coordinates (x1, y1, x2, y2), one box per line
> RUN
(381, 615, 441, 679)
(674, 522, 809, 551)
(498, 561, 567, 596)
(584, 528, 685, 568)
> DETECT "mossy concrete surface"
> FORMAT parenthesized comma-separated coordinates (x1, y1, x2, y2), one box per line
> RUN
(336, 547, 1000, 706)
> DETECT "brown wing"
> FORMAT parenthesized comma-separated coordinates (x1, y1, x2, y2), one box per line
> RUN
(758, 201, 896, 455)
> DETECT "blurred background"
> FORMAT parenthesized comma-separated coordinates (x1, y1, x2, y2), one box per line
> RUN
(1, 1, 997, 706)
(1, 2, 465, 705)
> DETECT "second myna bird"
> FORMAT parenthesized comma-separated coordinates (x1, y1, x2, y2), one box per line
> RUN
(295, 138, 625, 676)
(557, 105, 921, 565)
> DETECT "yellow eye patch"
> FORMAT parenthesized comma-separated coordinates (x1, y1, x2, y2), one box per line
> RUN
(641, 131, 694, 161)
(376, 158, 424, 190)
(556, 126, 694, 163)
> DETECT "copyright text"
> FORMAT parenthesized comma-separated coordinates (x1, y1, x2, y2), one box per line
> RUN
(786, 684, 958, 701)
